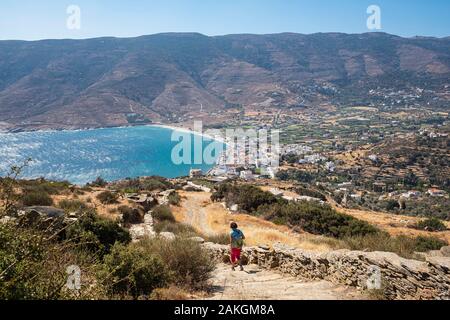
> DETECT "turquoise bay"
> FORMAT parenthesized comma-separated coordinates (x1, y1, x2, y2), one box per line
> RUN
(0, 126, 223, 185)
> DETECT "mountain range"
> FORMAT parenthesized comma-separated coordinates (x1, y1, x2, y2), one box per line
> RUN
(0, 32, 449, 131)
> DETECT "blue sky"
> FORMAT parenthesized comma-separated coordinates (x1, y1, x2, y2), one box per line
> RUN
(0, 0, 449, 40)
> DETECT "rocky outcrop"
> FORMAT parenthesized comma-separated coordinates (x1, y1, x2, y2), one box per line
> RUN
(129, 213, 155, 241)
(202, 243, 450, 300)
(124, 193, 158, 211)
(15, 206, 67, 234)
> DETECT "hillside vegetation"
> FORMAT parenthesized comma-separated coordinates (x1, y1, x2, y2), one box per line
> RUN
(211, 183, 447, 258)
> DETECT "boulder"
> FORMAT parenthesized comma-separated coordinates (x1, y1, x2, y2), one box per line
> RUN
(125, 193, 158, 211)
(20, 206, 65, 218)
(17, 206, 66, 233)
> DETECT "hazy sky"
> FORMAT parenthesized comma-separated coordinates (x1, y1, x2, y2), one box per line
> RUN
(1, 0, 449, 40)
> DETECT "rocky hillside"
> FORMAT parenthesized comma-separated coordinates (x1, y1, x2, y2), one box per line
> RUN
(0, 32, 449, 130)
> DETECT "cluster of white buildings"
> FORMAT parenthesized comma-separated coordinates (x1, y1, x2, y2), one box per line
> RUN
(268, 188, 325, 204)
(385, 188, 447, 199)
(282, 144, 313, 155)
(299, 154, 327, 164)
(419, 129, 448, 139)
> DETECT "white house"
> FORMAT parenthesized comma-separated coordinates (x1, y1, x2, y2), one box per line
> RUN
(240, 170, 254, 180)
(189, 169, 203, 178)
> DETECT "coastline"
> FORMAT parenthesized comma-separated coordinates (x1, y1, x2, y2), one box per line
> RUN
(0, 122, 228, 184)
(1, 122, 228, 145)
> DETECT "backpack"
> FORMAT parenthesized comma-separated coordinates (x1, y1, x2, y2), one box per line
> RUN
(231, 229, 244, 248)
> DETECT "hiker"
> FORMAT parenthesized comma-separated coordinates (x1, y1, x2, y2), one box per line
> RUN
(229, 221, 245, 271)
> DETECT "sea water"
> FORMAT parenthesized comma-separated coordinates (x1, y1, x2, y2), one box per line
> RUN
(0, 125, 223, 185)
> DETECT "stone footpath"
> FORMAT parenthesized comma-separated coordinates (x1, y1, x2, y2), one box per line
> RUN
(203, 243, 450, 300)
(208, 264, 364, 300)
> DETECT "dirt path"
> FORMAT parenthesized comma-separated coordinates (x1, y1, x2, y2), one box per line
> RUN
(171, 191, 372, 300)
(207, 264, 365, 300)
(182, 194, 216, 236)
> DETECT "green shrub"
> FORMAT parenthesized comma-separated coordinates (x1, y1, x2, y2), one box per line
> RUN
(212, 183, 378, 239)
(0, 223, 105, 299)
(152, 205, 175, 223)
(259, 201, 379, 238)
(385, 200, 400, 211)
(20, 179, 71, 195)
(211, 183, 279, 212)
(414, 218, 447, 232)
(276, 169, 314, 183)
(102, 242, 170, 298)
(413, 236, 448, 252)
(168, 192, 181, 206)
(343, 233, 448, 258)
(118, 205, 143, 224)
(66, 210, 131, 256)
(96, 191, 119, 204)
(294, 186, 326, 201)
(21, 191, 53, 206)
(141, 238, 216, 289)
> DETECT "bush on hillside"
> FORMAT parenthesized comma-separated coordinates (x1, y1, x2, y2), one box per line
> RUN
(0, 223, 105, 299)
(118, 205, 143, 224)
(20, 179, 71, 195)
(152, 205, 175, 223)
(102, 237, 215, 297)
(102, 242, 170, 298)
(21, 191, 53, 206)
(294, 186, 327, 201)
(275, 169, 314, 183)
(343, 233, 448, 259)
(259, 201, 379, 238)
(168, 192, 181, 206)
(141, 238, 216, 289)
(414, 218, 447, 232)
(413, 236, 448, 252)
(66, 210, 131, 256)
(385, 199, 400, 211)
(211, 183, 279, 213)
(96, 191, 119, 204)
(212, 183, 378, 239)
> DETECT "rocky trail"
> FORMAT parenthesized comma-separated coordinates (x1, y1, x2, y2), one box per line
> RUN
(207, 264, 364, 300)
(172, 192, 368, 300)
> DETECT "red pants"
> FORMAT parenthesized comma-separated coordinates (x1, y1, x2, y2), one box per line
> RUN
(231, 248, 242, 263)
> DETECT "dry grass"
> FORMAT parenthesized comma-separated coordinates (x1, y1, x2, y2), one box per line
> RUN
(52, 187, 133, 220)
(172, 191, 342, 252)
(333, 205, 450, 243)
(150, 287, 195, 300)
